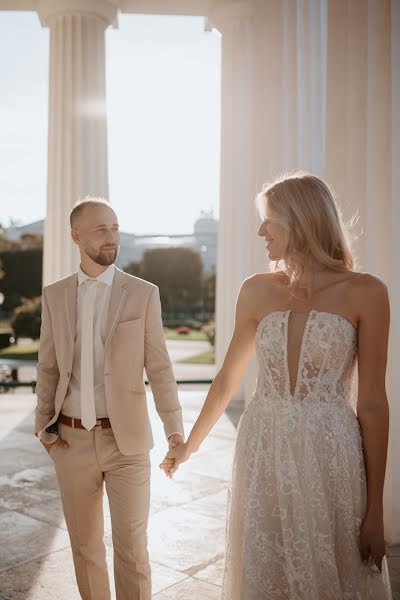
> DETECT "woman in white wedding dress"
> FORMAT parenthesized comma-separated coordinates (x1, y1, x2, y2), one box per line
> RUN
(161, 172, 392, 599)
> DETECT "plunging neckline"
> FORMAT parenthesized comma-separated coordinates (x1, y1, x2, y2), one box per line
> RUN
(255, 309, 357, 401)
(285, 310, 314, 399)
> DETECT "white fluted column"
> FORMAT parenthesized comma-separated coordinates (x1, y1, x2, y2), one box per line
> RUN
(325, 0, 399, 543)
(390, 0, 400, 544)
(211, 2, 257, 408)
(37, 0, 118, 285)
(213, 0, 326, 405)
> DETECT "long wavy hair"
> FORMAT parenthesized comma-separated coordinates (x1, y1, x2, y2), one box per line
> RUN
(256, 172, 355, 287)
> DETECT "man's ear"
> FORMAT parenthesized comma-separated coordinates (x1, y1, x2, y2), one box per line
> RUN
(71, 228, 80, 244)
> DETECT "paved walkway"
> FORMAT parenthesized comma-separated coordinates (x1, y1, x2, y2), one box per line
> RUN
(0, 390, 399, 599)
(0, 390, 233, 599)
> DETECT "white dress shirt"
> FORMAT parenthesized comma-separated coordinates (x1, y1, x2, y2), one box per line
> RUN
(61, 264, 115, 419)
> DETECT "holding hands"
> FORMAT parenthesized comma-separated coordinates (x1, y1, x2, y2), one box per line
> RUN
(160, 436, 192, 478)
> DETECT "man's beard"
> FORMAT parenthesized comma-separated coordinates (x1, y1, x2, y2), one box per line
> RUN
(85, 244, 119, 266)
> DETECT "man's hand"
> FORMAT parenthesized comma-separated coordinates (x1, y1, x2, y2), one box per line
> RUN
(159, 442, 191, 479)
(168, 433, 184, 450)
(41, 437, 69, 454)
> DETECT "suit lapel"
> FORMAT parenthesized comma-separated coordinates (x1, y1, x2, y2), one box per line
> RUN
(105, 267, 128, 347)
(64, 274, 78, 348)
(63, 267, 128, 352)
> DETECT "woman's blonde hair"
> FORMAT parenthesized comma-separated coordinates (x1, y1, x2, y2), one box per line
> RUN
(256, 171, 355, 286)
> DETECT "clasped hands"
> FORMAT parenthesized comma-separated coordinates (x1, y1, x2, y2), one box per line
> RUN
(159, 433, 191, 478)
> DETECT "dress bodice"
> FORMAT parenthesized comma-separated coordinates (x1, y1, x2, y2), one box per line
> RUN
(255, 310, 358, 407)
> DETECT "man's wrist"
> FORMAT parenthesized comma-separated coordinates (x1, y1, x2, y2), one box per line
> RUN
(168, 432, 184, 440)
(39, 431, 59, 445)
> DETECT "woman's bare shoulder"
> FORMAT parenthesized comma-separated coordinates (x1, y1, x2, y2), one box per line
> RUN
(239, 272, 286, 319)
(243, 270, 287, 291)
(347, 270, 388, 293)
(347, 271, 389, 312)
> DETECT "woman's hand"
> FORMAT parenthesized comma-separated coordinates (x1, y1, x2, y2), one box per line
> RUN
(159, 443, 192, 479)
(358, 512, 386, 572)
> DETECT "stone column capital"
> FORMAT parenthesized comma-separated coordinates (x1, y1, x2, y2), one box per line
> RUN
(36, 0, 119, 28)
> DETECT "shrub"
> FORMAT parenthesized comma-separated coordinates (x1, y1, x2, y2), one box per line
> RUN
(11, 297, 42, 341)
(202, 322, 215, 347)
(163, 318, 204, 330)
(176, 325, 191, 335)
(0, 332, 13, 350)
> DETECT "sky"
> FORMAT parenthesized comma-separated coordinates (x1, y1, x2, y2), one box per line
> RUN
(0, 11, 221, 235)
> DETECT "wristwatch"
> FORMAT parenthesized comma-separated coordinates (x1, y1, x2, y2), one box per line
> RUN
(45, 422, 59, 436)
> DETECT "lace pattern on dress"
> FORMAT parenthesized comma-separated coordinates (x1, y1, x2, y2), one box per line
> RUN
(221, 310, 392, 600)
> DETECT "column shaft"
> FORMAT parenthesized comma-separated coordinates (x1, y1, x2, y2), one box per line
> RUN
(213, 6, 257, 407)
(214, 0, 326, 404)
(43, 11, 110, 284)
(325, 0, 399, 543)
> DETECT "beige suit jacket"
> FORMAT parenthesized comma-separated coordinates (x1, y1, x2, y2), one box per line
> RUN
(35, 266, 184, 455)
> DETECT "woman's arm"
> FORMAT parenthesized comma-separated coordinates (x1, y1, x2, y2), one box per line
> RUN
(357, 275, 390, 514)
(186, 280, 258, 453)
(356, 275, 390, 569)
(160, 278, 258, 474)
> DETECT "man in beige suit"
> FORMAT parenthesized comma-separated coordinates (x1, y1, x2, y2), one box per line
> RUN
(35, 197, 184, 600)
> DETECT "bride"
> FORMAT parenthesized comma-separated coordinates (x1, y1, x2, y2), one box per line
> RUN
(160, 172, 392, 599)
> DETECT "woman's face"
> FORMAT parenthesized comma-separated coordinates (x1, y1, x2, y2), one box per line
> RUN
(257, 200, 289, 261)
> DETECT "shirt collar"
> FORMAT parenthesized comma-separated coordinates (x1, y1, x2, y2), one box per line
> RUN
(78, 263, 115, 287)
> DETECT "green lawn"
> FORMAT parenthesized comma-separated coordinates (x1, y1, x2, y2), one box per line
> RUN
(0, 330, 210, 362)
(0, 343, 215, 364)
(0, 342, 39, 361)
(164, 328, 208, 341)
(179, 350, 215, 365)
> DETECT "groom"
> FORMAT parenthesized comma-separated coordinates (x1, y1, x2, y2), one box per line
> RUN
(35, 197, 184, 600)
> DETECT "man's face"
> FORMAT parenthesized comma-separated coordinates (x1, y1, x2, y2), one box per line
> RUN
(72, 204, 120, 266)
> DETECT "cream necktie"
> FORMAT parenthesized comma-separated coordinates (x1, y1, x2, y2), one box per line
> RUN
(80, 279, 98, 430)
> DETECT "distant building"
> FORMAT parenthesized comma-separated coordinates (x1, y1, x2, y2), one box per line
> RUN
(126, 210, 218, 273)
(5, 220, 44, 241)
(192, 210, 218, 273)
(5, 212, 218, 274)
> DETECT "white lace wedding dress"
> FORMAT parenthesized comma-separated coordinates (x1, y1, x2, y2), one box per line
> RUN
(222, 310, 392, 600)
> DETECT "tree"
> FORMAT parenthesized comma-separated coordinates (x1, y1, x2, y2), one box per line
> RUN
(11, 297, 42, 341)
(0, 248, 42, 311)
(201, 272, 216, 317)
(0, 233, 20, 288)
(124, 261, 141, 278)
(139, 247, 203, 317)
(0, 233, 21, 252)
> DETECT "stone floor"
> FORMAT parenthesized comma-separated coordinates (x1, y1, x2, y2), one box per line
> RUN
(0, 390, 399, 599)
(0, 390, 232, 599)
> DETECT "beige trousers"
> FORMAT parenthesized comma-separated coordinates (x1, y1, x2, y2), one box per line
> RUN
(50, 422, 151, 600)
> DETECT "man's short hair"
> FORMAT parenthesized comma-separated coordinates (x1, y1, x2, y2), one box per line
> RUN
(69, 196, 110, 228)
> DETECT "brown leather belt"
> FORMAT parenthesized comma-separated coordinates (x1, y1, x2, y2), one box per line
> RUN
(58, 414, 111, 430)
